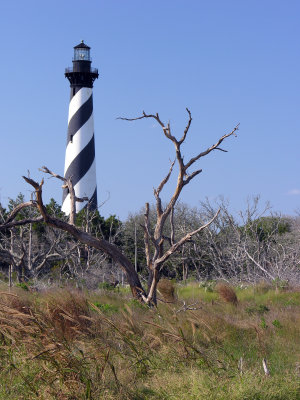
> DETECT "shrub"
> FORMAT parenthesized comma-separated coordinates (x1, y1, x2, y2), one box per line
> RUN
(98, 281, 117, 291)
(246, 304, 270, 315)
(15, 282, 29, 291)
(260, 316, 268, 329)
(272, 278, 289, 290)
(157, 279, 176, 302)
(199, 280, 216, 292)
(272, 319, 282, 328)
(216, 283, 238, 306)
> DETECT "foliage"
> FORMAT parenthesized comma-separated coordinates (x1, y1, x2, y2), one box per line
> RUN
(199, 280, 216, 291)
(7, 193, 26, 214)
(45, 198, 65, 219)
(272, 278, 290, 290)
(15, 282, 30, 291)
(245, 216, 291, 242)
(0, 203, 7, 223)
(246, 304, 270, 315)
(127, 298, 149, 310)
(92, 301, 119, 314)
(272, 319, 282, 329)
(98, 282, 117, 291)
(260, 316, 268, 329)
(75, 208, 122, 243)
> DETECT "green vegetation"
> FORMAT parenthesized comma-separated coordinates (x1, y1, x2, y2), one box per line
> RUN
(92, 301, 119, 314)
(15, 282, 30, 291)
(245, 216, 291, 241)
(0, 284, 298, 399)
(98, 282, 118, 291)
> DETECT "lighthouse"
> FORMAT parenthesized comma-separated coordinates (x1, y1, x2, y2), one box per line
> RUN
(62, 41, 99, 215)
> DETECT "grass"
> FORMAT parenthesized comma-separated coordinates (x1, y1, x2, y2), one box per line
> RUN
(0, 283, 298, 399)
(177, 283, 218, 301)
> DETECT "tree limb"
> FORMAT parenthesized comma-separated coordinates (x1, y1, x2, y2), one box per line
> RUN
(178, 108, 192, 145)
(0, 216, 43, 230)
(143, 203, 151, 269)
(5, 201, 37, 224)
(155, 208, 220, 268)
(39, 166, 88, 225)
(22, 176, 146, 300)
(184, 124, 239, 171)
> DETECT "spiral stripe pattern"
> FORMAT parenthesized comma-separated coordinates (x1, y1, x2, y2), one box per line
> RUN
(62, 87, 97, 214)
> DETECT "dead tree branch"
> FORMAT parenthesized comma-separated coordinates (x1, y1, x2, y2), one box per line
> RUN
(39, 166, 88, 225)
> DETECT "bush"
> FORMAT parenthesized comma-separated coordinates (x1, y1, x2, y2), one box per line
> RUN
(246, 304, 270, 315)
(272, 278, 289, 290)
(157, 279, 176, 302)
(15, 282, 29, 291)
(272, 319, 282, 328)
(216, 283, 238, 306)
(199, 280, 216, 292)
(260, 316, 268, 329)
(98, 282, 116, 291)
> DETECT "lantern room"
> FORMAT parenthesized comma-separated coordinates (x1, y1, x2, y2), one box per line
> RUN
(73, 40, 91, 61)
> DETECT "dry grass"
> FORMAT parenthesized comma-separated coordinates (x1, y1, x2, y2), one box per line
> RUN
(216, 282, 238, 306)
(44, 288, 92, 339)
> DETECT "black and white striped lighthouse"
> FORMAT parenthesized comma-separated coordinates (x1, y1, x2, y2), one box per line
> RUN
(62, 41, 99, 215)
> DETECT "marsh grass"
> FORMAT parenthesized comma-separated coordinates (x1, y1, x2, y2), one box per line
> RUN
(0, 283, 298, 399)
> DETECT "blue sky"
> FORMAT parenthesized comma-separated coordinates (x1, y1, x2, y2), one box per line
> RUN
(0, 0, 299, 220)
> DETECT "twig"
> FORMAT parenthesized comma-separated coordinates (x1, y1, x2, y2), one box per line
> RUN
(176, 301, 202, 313)
(262, 358, 270, 376)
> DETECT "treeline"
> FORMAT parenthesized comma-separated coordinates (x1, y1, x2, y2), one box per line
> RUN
(0, 194, 299, 288)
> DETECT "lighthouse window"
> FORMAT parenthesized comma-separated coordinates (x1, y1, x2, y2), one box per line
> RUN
(74, 48, 90, 61)
(70, 135, 73, 143)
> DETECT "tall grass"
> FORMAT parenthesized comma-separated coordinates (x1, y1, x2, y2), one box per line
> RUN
(0, 284, 298, 399)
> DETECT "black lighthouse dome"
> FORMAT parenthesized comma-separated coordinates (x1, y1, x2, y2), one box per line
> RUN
(65, 40, 98, 89)
(74, 40, 91, 61)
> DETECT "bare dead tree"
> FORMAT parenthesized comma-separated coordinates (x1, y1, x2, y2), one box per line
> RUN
(117, 109, 238, 303)
(0, 205, 77, 283)
(195, 197, 300, 284)
(0, 109, 238, 304)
